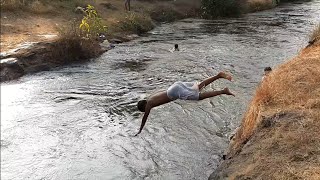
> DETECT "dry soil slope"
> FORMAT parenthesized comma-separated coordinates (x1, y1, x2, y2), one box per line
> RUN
(210, 40, 320, 180)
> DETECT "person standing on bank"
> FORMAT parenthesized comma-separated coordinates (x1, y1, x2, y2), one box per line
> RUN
(135, 72, 235, 136)
(125, 0, 131, 11)
(262, 67, 272, 80)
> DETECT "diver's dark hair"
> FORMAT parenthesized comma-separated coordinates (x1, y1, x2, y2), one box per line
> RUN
(137, 100, 147, 112)
(174, 44, 178, 48)
(264, 67, 272, 72)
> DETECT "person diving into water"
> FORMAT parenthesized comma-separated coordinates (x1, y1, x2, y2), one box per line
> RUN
(135, 72, 235, 136)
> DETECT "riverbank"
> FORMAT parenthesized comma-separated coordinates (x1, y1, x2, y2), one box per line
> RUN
(209, 26, 320, 179)
(0, 0, 204, 52)
(0, 0, 282, 82)
(0, 0, 202, 82)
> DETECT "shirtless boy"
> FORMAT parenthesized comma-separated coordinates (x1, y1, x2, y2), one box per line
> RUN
(135, 72, 234, 136)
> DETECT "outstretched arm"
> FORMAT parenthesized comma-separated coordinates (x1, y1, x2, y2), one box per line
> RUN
(135, 107, 151, 136)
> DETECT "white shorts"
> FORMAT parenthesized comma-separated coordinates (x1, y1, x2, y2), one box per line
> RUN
(166, 81, 199, 100)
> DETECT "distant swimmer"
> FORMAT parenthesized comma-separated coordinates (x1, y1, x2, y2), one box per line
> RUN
(264, 67, 272, 75)
(262, 66, 272, 80)
(174, 44, 179, 51)
(135, 72, 235, 136)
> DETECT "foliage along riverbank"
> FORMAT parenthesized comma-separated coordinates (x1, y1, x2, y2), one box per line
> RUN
(0, 0, 201, 82)
(209, 24, 320, 180)
(0, 0, 287, 82)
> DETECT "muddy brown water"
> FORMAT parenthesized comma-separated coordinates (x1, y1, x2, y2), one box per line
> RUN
(1, 1, 320, 179)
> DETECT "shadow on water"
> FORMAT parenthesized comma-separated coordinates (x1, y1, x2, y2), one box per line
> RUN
(110, 58, 152, 72)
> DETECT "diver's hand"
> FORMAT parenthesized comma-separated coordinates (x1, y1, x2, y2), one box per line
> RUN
(134, 131, 141, 137)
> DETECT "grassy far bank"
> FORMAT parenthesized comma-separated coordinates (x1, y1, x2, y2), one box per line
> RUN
(0, 0, 295, 82)
(1, 0, 287, 52)
(0, 0, 201, 52)
(0, 0, 202, 81)
(210, 25, 320, 179)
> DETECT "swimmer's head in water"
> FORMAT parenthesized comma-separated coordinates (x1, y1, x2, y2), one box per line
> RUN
(137, 100, 147, 112)
(174, 44, 180, 51)
(264, 67, 272, 75)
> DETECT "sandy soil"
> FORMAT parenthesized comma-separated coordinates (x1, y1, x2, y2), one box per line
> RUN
(0, 11, 67, 52)
(0, 0, 134, 52)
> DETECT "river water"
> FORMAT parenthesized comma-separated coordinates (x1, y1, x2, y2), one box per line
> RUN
(1, 1, 319, 179)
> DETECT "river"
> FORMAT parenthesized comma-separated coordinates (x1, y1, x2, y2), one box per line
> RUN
(1, 1, 320, 179)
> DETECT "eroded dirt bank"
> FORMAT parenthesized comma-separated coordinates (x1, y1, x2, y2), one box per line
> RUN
(1, 0, 281, 82)
(209, 40, 320, 179)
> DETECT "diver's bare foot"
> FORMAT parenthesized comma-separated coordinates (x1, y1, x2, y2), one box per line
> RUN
(218, 72, 232, 81)
(223, 88, 235, 96)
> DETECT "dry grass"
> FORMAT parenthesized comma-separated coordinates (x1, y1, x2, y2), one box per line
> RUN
(0, 0, 201, 80)
(229, 42, 320, 156)
(52, 23, 102, 64)
(0, 0, 88, 13)
(1, 0, 23, 10)
(235, 48, 319, 151)
(309, 24, 320, 45)
(1, 0, 202, 51)
(217, 110, 320, 180)
(148, 0, 200, 22)
(149, 4, 184, 22)
(113, 12, 154, 35)
(215, 29, 320, 179)
(245, 0, 276, 12)
(1, 0, 53, 13)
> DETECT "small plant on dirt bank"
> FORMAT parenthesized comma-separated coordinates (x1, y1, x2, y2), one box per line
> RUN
(118, 12, 154, 35)
(201, 0, 242, 18)
(79, 4, 107, 38)
(149, 5, 183, 23)
(49, 4, 107, 64)
(54, 20, 102, 64)
(246, 0, 276, 13)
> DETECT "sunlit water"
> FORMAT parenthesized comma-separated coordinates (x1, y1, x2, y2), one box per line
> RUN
(1, 1, 320, 179)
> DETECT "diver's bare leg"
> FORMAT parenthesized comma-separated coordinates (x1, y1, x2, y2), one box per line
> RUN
(198, 72, 232, 90)
(199, 88, 234, 100)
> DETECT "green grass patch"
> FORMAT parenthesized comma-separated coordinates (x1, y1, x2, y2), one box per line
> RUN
(245, 0, 276, 13)
(201, 0, 242, 18)
(116, 12, 154, 35)
(53, 21, 102, 64)
(149, 4, 184, 23)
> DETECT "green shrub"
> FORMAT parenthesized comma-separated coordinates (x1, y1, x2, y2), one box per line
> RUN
(246, 0, 275, 13)
(149, 5, 183, 22)
(118, 12, 154, 35)
(54, 19, 102, 63)
(49, 4, 106, 63)
(201, 0, 242, 18)
(79, 4, 107, 38)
